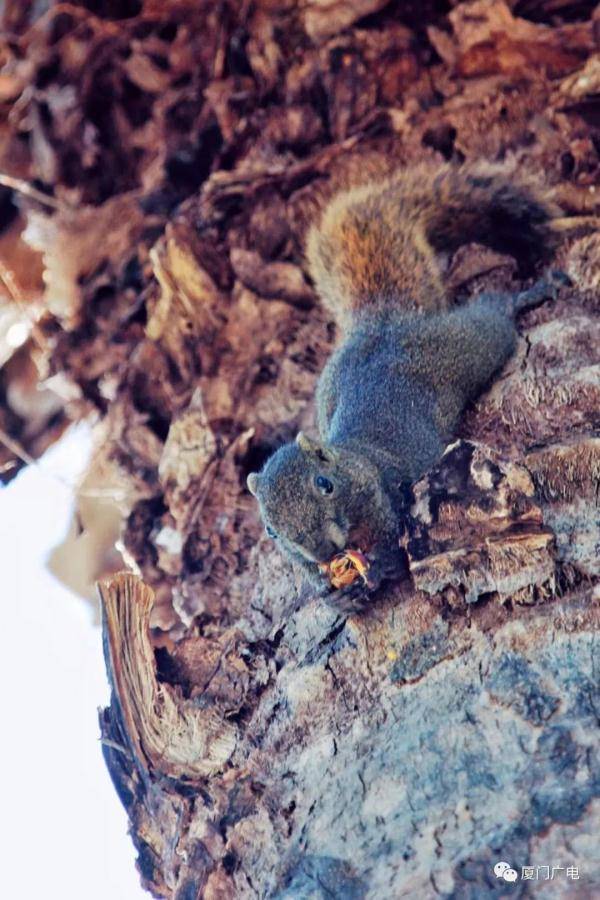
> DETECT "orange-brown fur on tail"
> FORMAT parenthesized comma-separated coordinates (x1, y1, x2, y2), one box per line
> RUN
(306, 162, 562, 328)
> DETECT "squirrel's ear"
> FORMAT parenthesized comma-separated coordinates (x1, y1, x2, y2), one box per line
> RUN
(296, 431, 336, 463)
(296, 431, 314, 453)
(296, 431, 320, 454)
(247, 473, 260, 496)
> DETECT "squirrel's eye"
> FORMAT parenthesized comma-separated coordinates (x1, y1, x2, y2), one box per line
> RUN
(265, 525, 277, 539)
(314, 474, 334, 495)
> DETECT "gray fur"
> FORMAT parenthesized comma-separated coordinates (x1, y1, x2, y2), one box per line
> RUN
(249, 277, 561, 601)
(247, 163, 564, 602)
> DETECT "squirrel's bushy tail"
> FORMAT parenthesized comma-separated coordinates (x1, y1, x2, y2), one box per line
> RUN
(306, 162, 563, 328)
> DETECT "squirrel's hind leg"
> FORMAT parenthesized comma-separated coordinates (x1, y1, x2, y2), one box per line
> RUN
(512, 269, 571, 314)
(412, 300, 519, 437)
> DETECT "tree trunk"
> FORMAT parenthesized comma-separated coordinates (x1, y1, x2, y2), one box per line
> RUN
(1, 1, 599, 897)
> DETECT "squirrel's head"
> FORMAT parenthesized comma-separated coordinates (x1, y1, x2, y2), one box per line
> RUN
(247, 431, 380, 568)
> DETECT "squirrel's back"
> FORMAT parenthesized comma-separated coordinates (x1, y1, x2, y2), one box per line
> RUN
(306, 162, 562, 328)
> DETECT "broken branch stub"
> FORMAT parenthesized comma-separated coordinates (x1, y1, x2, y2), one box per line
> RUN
(98, 572, 236, 782)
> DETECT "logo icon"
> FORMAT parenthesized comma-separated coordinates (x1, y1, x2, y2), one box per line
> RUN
(494, 861, 519, 882)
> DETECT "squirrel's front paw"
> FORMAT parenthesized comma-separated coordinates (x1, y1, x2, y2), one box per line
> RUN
(323, 558, 386, 612)
(325, 580, 373, 614)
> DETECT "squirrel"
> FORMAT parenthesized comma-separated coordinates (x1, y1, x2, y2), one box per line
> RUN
(246, 162, 576, 609)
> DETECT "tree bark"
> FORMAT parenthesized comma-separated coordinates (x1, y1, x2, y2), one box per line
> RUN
(0, 1, 599, 897)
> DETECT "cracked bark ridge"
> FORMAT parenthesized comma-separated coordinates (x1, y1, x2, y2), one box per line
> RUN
(98, 431, 600, 897)
(401, 440, 556, 606)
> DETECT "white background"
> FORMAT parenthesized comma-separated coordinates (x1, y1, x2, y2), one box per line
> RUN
(2, 425, 145, 899)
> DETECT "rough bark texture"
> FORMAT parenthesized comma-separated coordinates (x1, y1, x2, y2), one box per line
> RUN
(0, 1, 599, 898)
